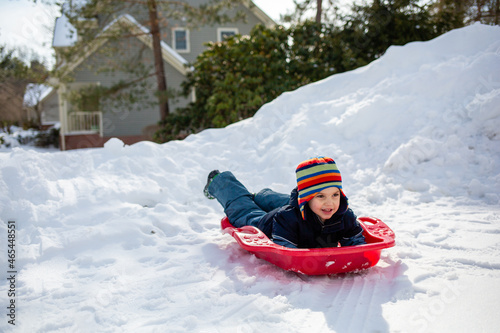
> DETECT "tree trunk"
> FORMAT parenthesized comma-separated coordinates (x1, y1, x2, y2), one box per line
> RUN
(316, 0, 323, 24)
(147, 0, 169, 121)
(495, 0, 499, 24)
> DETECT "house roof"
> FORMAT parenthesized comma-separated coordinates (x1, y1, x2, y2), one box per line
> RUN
(242, 0, 275, 28)
(54, 13, 190, 76)
(52, 0, 275, 48)
(51, 1, 276, 79)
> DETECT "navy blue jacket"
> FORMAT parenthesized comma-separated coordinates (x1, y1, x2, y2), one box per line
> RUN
(258, 188, 365, 248)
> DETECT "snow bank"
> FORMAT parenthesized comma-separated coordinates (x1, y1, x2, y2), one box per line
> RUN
(1, 23, 499, 332)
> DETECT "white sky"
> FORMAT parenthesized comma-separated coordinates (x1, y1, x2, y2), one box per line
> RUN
(0, 0, 60, 66)
(0, 0, 297, 68)
(253, 0, 296, 21)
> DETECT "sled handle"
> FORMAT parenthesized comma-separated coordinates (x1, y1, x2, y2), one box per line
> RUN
(221, 217, 275, 248)
(358, 216, 395, 241)
(221, 216, 395, 249)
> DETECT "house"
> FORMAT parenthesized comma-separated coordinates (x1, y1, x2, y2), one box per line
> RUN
(42, 0, 275, 150)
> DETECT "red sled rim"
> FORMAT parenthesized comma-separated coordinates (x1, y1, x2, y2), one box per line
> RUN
(221, 216, 395, 275)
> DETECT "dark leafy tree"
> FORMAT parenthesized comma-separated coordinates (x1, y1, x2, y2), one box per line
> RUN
(155, 24, 291, 140)
(155, 20, 368, 141)
(430, 0, 499, 28)
(341, 0, 437, 61)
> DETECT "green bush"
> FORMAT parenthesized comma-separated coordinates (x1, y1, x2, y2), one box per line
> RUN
(155, 0, 455, 142)
(35, 127, 60, 148)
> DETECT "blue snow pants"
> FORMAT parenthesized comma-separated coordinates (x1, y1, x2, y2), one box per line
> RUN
(208, 171, 290, 230)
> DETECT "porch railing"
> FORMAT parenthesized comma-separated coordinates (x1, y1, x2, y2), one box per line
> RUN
(67, 111, 103, 136)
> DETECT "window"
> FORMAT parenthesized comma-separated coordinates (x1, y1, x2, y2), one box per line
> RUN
(217, 28, 238, 42)
(172, 28, 190, 53)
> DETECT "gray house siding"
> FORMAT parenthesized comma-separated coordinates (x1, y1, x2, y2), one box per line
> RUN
(70, 36, 190, 137)
(103, 1, 267, 64)
(167, 2, 266, 63)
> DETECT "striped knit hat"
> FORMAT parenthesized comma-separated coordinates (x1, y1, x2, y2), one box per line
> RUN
(296, 156, 345, 220)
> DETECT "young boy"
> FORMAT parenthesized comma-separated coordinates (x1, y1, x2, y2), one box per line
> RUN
(204, 156, 365, 248)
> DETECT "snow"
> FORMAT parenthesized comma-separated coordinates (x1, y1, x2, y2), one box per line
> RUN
(52, 14, 77, 48)
(1, 23, 500, 332)
(24, 84, 53, 107)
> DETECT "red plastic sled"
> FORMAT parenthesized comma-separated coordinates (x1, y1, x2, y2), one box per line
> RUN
(221, 216, 395, 275)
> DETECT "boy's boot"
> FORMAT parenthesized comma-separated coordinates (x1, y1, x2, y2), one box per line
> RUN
(203, 170, 220, 199)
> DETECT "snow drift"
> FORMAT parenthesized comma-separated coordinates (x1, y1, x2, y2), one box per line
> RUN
(1, 23, 499, 332)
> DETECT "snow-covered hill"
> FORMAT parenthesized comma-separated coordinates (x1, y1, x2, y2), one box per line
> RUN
(1, 23, 499, 333)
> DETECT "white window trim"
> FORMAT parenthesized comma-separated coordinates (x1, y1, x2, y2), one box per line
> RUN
(172, 27, 190, 53)
(217, 27, 238, 42)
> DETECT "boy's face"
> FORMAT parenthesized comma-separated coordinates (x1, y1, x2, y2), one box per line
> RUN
(308, 187, 341, 222)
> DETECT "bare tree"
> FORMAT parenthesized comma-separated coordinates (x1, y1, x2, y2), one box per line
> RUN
(282, 0, 339, 25)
